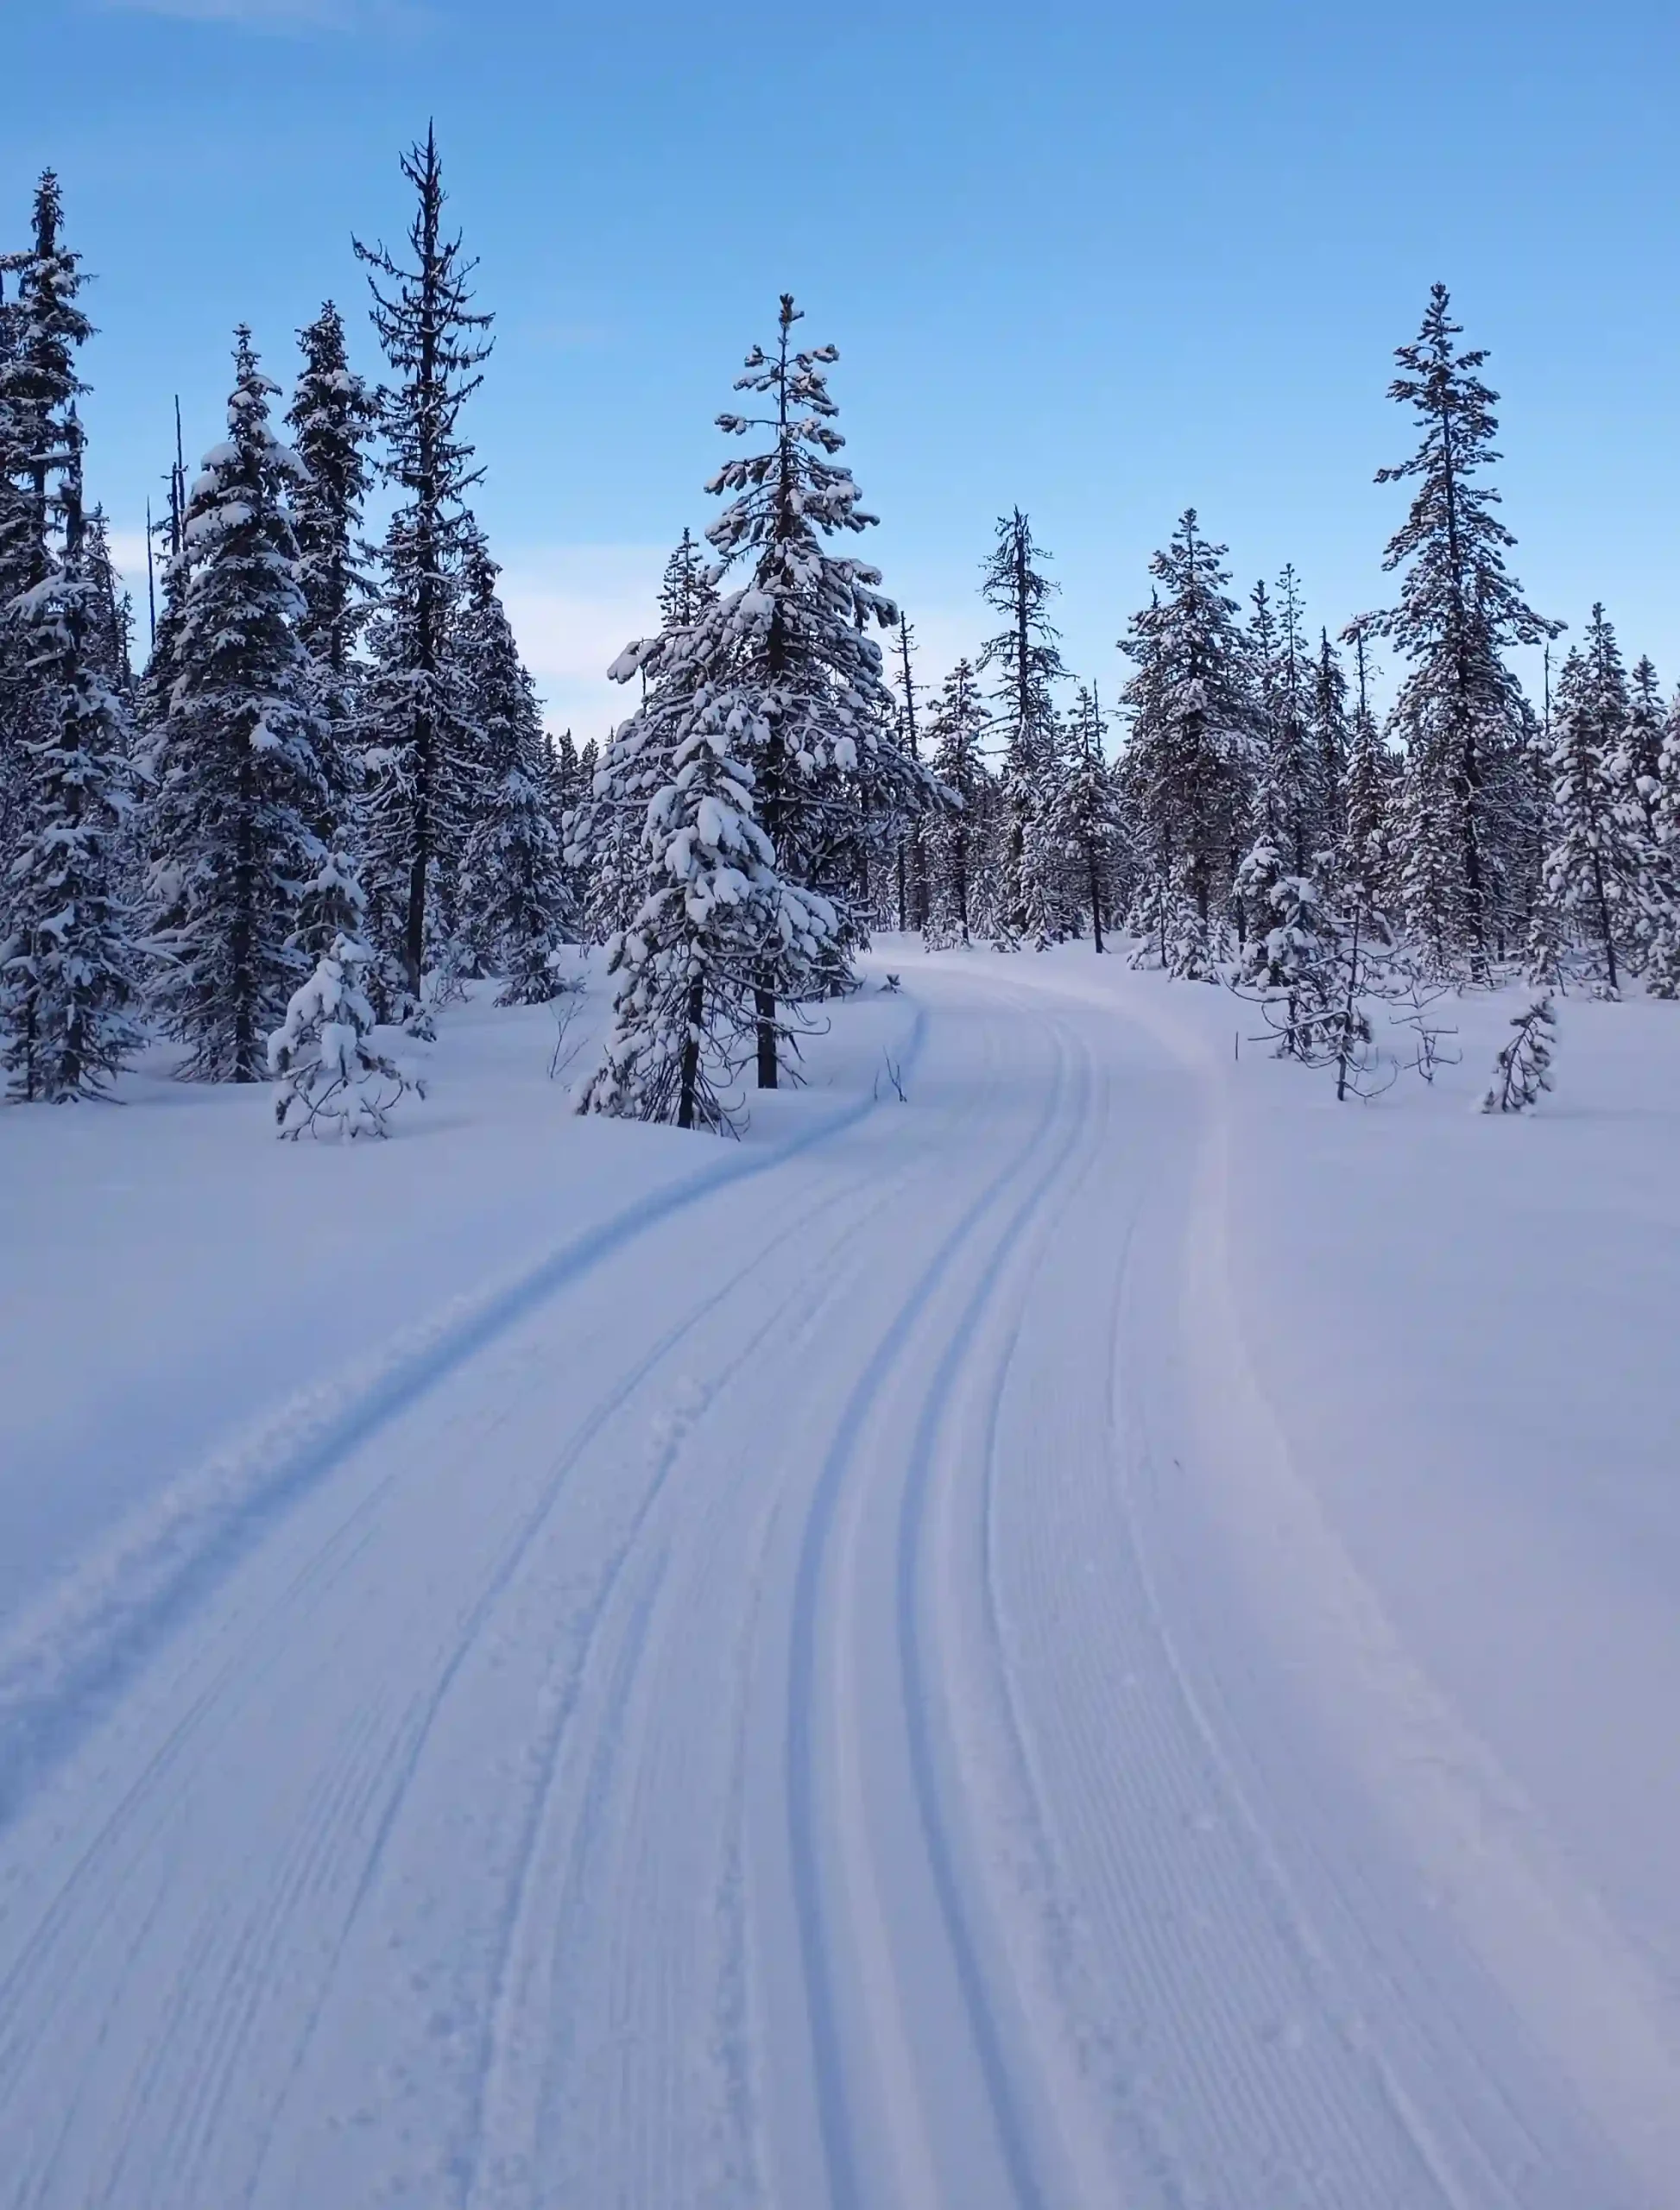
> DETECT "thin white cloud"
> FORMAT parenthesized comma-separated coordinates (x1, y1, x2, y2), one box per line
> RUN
(103, 0, 413, 28)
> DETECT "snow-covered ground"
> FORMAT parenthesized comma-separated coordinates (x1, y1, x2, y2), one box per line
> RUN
(2, 945, 1678, 2209)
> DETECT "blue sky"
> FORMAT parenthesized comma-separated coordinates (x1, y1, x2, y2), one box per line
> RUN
(9, 0, 1680, 737)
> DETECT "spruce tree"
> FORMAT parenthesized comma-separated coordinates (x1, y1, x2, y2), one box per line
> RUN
(1645, 690, 1680, 994)
(0, 175, 88, 603)
(923, 660, 990, 947)
(1532, 615, 1652, 995)
(1235, 855, 1341, 1060)
(891, 616, 930, 933)
(1046, 685, 1127, 950)
(1, 174, 94, 935)
(287, 300, 376, 807)
(148, 332, 326, 1080)
(1612, 654, 1666, 840)
(1118, 509, 1254, 969)
(578, 679, 832, 1132)
(1309, 626, 1348, 863)
(269, 932, 423, 1140)
(453, 525, 575, 1000)
(355, 129, 493, 999)
(698, 293, 932, 1080)
(1248, 565, 1321, 874)
(1361, 287, 1558, 974)
(79, 506, 133, 696)
(568, 535, 716, 947)
(978, 508, 1068, 946)
(657, 527, 717, 632)
(1340, 626, 1395, 922)
(1659, 691, 1680, 850)
(2, 416, 141, 1101)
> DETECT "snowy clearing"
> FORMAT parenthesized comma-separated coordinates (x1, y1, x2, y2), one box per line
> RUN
(2, 945, 1679, 2209)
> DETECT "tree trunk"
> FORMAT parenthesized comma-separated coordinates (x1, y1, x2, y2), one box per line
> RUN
(678, 976, 704, 1127)
(755, 983, 778, 1089)
(233, 740, 256, 1081)
(1591, 849, 1619, 991)
(1087, 843, 1104, 953)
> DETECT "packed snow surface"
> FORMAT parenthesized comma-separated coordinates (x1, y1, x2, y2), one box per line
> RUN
(2, 946, 1679, 2208)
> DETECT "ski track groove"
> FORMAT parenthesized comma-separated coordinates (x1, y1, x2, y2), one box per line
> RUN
(785, 985, 1084, 2210)
(459, 1171, 906, 2207)
(237, 1133, 934, 2210)
(2, 1014, 931, 2210)
(4, 966, 1666, 2209)
(0, 1007, 930, 1844)
(887, 1011, 1099, 2210)
(462, 1016, 998, 2210)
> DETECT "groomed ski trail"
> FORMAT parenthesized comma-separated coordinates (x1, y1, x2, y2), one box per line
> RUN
(2, 956, 1678, 2210)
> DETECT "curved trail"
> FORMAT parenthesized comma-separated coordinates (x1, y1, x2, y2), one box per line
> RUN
(2, 958, 1677, 2208)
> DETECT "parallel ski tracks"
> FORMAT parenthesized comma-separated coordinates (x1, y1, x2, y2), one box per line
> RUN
(784, 988, 1102, 2210)
(5, 966, 1663, 2209)
(1, 1017, 938, 2210)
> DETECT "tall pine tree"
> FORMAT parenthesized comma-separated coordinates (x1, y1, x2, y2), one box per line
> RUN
(453, 523, 576, 1000)
(1, 174, 93, 940)
(1361, 286, 1558, 974)
(700, 293, 932, 1081)
(1118, 509, 1254, 972)
(978, 509, 1068, 947)
(287, 300, 376, 809)
(3, 397, 141, 1099)
(356, 129, 493, 999)
(1532, 611, 1654, 995)
(923, 659, 991, 947)
(148, 332, 325, 1080)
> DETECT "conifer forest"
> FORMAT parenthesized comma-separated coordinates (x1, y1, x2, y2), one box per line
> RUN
(7, 141, 1678, 1130)
(6, 128, 1680, 2210)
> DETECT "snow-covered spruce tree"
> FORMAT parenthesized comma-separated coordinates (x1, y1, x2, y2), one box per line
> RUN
(698, 293, 935, 1083)
(453, 524, 575, 1001)
(1310, 626, 1348, 865)
(1118, 510, 1254, 971)
(657, 527, 717, 633)
(1360, 287, 1559, 975)
(268, 932, 423, 1139)
(1247, 566, 1323, 876)
(549, 723, 580, 818)
(578, 683, 834, 1133)
(890, 615, 929, 933)
(131, 444, 198, 946)
(2, 415, 142, 1101)
(1046, 685, 1127, 951)
(1339, 627, 1397, 929)
(1613, 654, 1666, 841)
(355, 129, 492, 1001)
(978, 508, 1069, 948)
(1, 174, 94, 936)
(148, 332, 326, 1081)
(287, 300, 376, 811)
(569, 535, 717, 946)
(923, 658, 991, 947)
(78, 506, 134, 697)
(0, 236, 29, 849)
(1531, 616, 1655, 995)
(1481, 995, 1556, 1113)
(1645, 691, 1680, 996)
(1234, 847, 1341, 1061)
(1659, 690, 1680, 849)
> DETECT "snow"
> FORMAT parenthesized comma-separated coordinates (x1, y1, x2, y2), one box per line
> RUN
(2, 945, 1678, 2207)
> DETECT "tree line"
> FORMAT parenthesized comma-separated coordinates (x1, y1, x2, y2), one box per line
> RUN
(3, 140, 1676, 1132)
